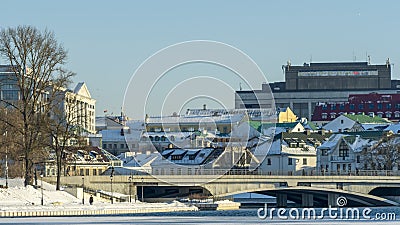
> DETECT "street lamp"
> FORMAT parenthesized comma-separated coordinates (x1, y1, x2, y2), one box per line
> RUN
(3, 131, 8, 188)
(128, 176, 132, 203)
(141, 177, 144, 202)
(110, 167, 114, 204)
(81, 174, 85, 204)
(40, 173, 44, 205)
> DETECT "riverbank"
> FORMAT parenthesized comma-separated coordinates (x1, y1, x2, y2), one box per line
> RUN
(0, 178, 197, 217)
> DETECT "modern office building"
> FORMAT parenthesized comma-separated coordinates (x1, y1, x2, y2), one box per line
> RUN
(235, 60, 400, 120)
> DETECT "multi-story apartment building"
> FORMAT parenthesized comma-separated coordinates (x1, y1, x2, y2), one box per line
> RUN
(0, 65, 96, 135)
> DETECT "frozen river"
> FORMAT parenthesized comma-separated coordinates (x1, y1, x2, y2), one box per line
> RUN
(1, 208, 400, 225)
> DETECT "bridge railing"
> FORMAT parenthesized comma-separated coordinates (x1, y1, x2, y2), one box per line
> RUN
(147, 168, 400, 177)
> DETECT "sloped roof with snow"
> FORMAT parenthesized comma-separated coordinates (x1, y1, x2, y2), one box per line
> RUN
(384, 123, 400, 134)
(317, 134, 345, 150)
(323, 115, 356, 132)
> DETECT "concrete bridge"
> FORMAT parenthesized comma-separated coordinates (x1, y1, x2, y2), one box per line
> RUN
(46, 171, 400, 208)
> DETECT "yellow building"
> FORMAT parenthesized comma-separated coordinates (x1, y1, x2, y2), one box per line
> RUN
(277, 107, 298, 123)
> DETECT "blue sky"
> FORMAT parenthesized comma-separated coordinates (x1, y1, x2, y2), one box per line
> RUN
(1, 0, 400, 119)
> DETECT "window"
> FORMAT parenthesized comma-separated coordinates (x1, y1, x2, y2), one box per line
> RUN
(267, 158, 271, 165)
(350, 104, 355, 110)
(98, 169, 102, 174)
(93, 169, 97, 176)
(339, 141, 349, 158)
(120, 144, 125, 149)
(303, 158, 307, 165)
(288, 158, 293, 165)
(85, 169, 89, 176)
(377, 103, 383, 110)
(369, 103, 374, 109)
(395, 112, 400, 118)
(358, 104, 364, 110)
(340, 119, 344, 124)
(113, 144, 117, 149)
(396, 104, 400, 109)
(331, 104, 336, 110)
(387, 104, 392, 109)
(340, 104, 345, 110)
(2, 90, 19, 100)
(356, 155, 360, 163)
(322, 149, 328, 156)
(385, 112, 392, 118)
(80, 169, 84, 176)
(330, 113, 336, 119)
(322, 113, 328, 119)
(322, 105, 327, 110)
(103, 144, 107, 149)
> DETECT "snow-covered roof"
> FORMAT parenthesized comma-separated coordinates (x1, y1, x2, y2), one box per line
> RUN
(266, 139, 281, 155)
(123, 153, 159, 167)
(344, 135, 375, 153)
(361, 123, 389, 131)
(384, 123, 400, 134)
(146, 114, 244, 125)
(153, 148, 216, 166)
(323, 115, 356, 132)
(317, 134, 345, 150)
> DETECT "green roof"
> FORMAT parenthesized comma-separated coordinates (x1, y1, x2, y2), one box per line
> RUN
(249, 121, 300, 132)
(248, 121, 262, 131)
(305, 121, 319, 130)
(338, 130, 389, 139)
(344, 114, 390, 124)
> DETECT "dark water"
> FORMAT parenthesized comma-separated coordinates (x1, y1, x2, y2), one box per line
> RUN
(1, 207, 400, 224)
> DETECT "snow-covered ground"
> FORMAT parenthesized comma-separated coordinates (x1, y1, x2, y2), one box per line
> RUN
(0, 178, 197, 214)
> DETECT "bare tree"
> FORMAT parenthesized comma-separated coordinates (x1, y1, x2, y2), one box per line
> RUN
(0, 26, 74, 186)
(362, 134, 400, 170)
(47, 93, 87, 190)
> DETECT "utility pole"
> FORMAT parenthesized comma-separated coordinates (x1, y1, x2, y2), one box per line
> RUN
(40, 173, 44, 205)
(3, 131, 8, 188)
(128, 176, 132, 203)
(110, 167, 114, 204)
(82, 174, 85, 204)
(141, 177, 144, 202)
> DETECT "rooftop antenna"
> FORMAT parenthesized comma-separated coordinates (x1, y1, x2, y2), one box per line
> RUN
(239, 82, 242, 91)
(368, 55, 371, 65)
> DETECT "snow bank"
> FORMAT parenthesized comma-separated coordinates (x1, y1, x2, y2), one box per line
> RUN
(0, 178, 197, 216)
